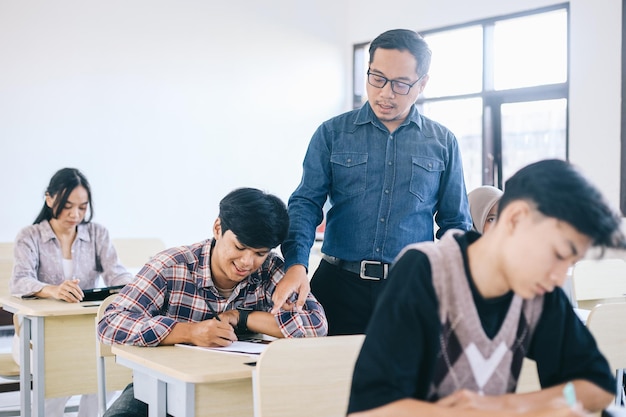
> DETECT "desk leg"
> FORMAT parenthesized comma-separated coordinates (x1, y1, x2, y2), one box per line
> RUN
(134, 371, 167, 417)
(32, 317, 45, 417)
(20, 316, 31, 417)
(148, 378, 166, 417)
(616, 368, 625, 405)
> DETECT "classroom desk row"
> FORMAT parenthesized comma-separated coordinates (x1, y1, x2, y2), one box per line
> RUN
(2, 295, 625, 417)
(0, 296, 255, 417)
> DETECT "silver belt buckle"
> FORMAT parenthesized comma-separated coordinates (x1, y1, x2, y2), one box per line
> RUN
(359, 260, 388, 280)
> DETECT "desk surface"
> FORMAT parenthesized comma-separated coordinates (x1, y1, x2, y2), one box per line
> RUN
(0, 295, 100, 317)
(0, 295, 117, 417)
(111, 344, 254, 384)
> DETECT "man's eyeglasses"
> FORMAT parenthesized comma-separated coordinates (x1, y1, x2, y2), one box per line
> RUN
(367, 70, 425, 95)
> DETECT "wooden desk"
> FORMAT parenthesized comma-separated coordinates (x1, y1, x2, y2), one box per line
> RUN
(112, 344, 254, 417)
(0, 296, 127, 417)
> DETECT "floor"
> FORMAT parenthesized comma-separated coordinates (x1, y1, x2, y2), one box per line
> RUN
(0, 326, 80, 417)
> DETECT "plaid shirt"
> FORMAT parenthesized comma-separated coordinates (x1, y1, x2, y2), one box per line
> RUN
(98, 239, 328, 346)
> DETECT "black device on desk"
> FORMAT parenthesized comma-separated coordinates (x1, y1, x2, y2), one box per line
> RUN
(81, 285, 125, 302)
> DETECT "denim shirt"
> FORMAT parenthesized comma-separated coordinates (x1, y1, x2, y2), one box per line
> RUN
(282, 102, 472, 269)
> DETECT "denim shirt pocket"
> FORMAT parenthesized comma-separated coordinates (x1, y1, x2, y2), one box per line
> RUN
(330, 152, 368, 196)
(409, 156, 445, 202)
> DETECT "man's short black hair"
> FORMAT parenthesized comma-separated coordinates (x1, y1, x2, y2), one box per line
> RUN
(499, 159, 625, 248)
(369, 29, 432, 77)
(218, 187, 289, 249)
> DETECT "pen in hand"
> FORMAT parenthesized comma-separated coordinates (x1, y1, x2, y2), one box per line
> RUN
(204, 300, 221, 321)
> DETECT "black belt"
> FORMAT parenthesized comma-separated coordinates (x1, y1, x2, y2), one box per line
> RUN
(322, 255, 390, 280)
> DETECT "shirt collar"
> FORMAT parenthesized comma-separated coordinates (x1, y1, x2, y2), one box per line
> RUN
(354, 102, 423, 131)
(196, 238, 216, 289)
(40, 220, 90, 243)
(76, 223, 91, 242)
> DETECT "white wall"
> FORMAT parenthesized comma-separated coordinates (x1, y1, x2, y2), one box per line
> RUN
(345, 0, 623, 214)
(0, 0, 623, 249)
(0, 1, 348, 247)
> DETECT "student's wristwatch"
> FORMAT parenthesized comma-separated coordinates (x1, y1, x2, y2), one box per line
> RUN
(236, 307, 253, 334)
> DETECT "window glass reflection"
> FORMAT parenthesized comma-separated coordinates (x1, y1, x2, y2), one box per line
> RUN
(422, 98, 483, 191)
(424, 26, 483, 98)
(494, 10, 567, 90)
(501, 99, 567, 181)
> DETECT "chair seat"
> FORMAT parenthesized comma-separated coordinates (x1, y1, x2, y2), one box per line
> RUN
(0, 352, 20, 378)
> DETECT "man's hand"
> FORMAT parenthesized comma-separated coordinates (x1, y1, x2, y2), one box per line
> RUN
(437, 390, 592, 417)
(186, 319, 237, 347)
(271, 265, 310, 314)
(218, 309, 240, 328)
(437, 389, 505, 410)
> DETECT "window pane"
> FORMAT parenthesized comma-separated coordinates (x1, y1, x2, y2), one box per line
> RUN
(353, 44, 369, 108)
(501, 99, 567, 181)
(423, 26, 483, 98)
(422, 98, 483, 191)
(494, 10, 567, 90)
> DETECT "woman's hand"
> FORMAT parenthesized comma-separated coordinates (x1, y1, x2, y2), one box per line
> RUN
(37, 279, 84, 302)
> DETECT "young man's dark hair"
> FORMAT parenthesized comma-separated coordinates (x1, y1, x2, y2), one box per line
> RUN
(219, 187, 289, 250)
(499, 159, 624, 248)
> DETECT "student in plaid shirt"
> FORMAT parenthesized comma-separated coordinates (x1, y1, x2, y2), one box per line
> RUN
(98, 187, 327, 417)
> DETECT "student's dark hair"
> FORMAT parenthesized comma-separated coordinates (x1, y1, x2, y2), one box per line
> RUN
(499, 159, 626, 249)
(33, 168, 94, 225)
(369, 29, 432, 77)
(218, 187, 289, 249)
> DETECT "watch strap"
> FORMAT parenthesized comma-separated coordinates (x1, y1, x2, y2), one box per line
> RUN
(236, 308, 252, 334)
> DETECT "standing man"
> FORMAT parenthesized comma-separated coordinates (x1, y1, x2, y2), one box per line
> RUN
(274, 29, 472, 335)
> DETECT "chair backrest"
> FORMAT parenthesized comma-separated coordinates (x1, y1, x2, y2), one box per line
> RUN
(572, 258, 626, 310)
(0, 244, 15, 327)
(95, 294, 132, 417)
(0, 259, 14, 300)
(515, 358, 541, 394)
(0, 242, 13, 261)
(0, 242, 14, 298)
(253, 334, 365, 417)
(112, 238, 166, 270)
(586, 302, 626, 379)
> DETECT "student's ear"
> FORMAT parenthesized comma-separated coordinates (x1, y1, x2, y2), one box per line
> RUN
(499, 200, 531, 233)
(44, 192, 54, 209)
(213, 218, 222, 239)
(417, 74, 429, 95)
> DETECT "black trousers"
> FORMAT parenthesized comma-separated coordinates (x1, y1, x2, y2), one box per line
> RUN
(103, 383, 148, 417)
(310, 259, 386, 335)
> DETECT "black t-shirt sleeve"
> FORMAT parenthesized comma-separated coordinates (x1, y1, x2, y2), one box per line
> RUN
(529, 288, 615, 394)
(347, 249, 441, 413)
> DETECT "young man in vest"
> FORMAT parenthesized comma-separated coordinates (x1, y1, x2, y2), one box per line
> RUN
(348, 159, 625, 416)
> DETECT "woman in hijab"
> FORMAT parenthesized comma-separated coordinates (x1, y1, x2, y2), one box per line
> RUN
(467, 185, 503, 234)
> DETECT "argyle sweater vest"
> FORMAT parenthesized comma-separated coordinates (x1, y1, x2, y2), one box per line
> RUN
(402, 230, 544, 400)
